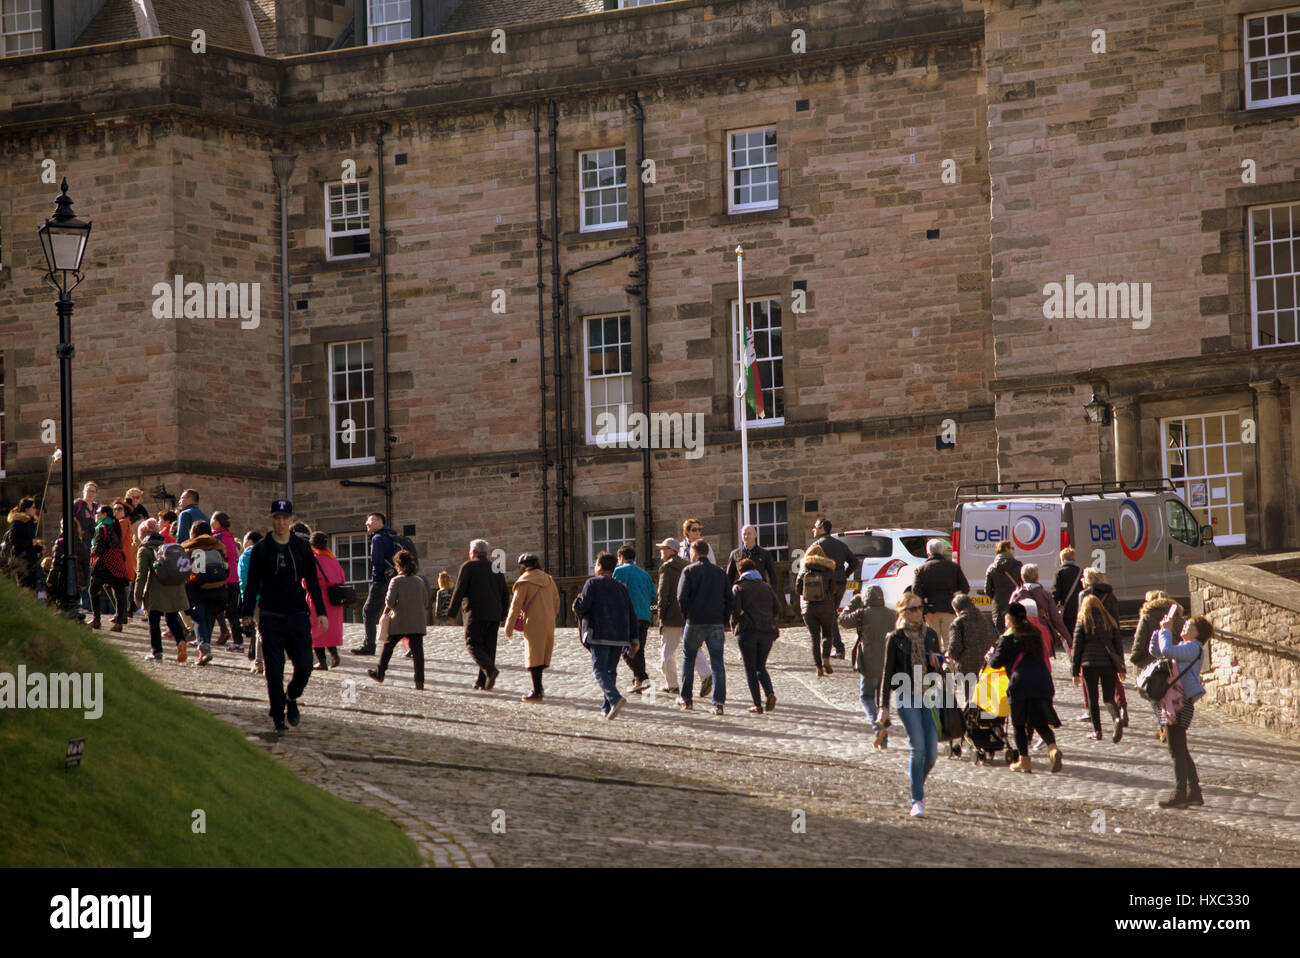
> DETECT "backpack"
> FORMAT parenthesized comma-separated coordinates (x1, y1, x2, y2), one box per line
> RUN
(190, 546, 228, 588)
(154, 542, 192, 587)
(381, 530, 419, 575)
(1137, 647, 1202, 702)
(802, 570, 827, 603)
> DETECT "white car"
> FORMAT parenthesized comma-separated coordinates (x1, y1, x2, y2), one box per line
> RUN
(831, 528, 950, 610)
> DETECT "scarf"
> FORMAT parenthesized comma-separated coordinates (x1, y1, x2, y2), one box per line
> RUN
(739, 569, 762, 581)
(904, 619, 926, 671)
(312, 547, 336, 560)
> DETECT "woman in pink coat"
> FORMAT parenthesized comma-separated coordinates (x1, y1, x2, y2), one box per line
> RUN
(306, 532, 345, 668)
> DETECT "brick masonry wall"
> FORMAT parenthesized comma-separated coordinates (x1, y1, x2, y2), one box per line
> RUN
(1191, 572, 1300, 737)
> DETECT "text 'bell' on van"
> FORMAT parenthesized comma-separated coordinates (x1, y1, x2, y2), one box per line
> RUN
(953, 479, 1219, 614)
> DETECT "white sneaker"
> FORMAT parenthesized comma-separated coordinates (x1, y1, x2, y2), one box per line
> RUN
(1032, 738, 1047, 751)
(909, 801, 924, 817)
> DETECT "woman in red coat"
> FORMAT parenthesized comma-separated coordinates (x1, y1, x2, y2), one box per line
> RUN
(306, 532, 345, 669)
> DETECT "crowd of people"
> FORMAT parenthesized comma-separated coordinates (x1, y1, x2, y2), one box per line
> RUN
(3, 492, 1211, 813)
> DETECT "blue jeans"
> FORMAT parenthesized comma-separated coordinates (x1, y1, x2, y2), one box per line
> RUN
(859, 675, 882, 734)
(681, 624, 726, 704)
(590, 643, 623, 713)
(192, 598, 218, 649)
(896, 705, 939, 803)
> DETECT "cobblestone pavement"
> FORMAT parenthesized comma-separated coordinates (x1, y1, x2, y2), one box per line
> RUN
(104, 617, 1300, 867)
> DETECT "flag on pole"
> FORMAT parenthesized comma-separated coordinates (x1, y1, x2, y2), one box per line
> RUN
(743, 305, 765, 419)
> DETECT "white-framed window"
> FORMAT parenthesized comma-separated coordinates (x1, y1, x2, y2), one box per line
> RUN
(737, 498, 789, 561)
(325, 181, 371, 261)
(589, 513, 635, 567)
(579, 148, 628, 232)
(332, 532, 370, 623)
(1244, 8, 1300, 108)
(368, 0, 412, 44)
(1161, 412, 1245, 546)
(1250, 201, 1299, 347)
(1, 0, 42, 57)
(329, 340, 376, 466)
(585, 314, 634, 443)
(731, 297, 784, 428)
(728, 127, 778, 212)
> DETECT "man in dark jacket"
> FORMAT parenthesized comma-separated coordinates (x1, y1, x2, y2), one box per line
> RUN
(657, 537, 711, 695)
(911, 538, 969, 650)
(351, 511, 398, 655)
(677, 540, 733, 714)
(809, 518, 855, 657)
(983, 540, 1023, 633)
(239, 499, 329, 733)
(730, 558, 781, 712)
(1052, 548, 1084, 633)
(725, 524, 779, 587)
(449, 538, 510, 690)
(574, 551, 639, 719)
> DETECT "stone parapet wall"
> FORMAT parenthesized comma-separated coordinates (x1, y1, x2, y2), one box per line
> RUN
(1188, 554, 1300, 737)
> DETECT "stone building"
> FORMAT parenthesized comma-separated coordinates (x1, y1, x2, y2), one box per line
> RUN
(0, 0, 1296, 595)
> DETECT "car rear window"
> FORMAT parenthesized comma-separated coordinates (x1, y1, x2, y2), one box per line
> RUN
(837, 534, 892, 559)
(900, 536, 930, 559)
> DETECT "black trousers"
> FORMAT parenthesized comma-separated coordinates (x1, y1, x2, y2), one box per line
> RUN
(803, 604, 837, 666)
(737, 629, 776, 705)
(216, 581, 243, 642)
(259, 610, 314, 721)
(466, 619, 500, 684)
(1010, 698, 1057, 754)
(622, 620, 650, 681)
(1166, 702, 1200, 792)
(362, 578, 388, 648)
(1081, 665, 1118, 733)
(148, 610, 185, 654)
(89, 565, 128, 624)
(378, 634, 425, 687)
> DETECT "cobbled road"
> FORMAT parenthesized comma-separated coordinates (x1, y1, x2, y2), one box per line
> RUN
(105, 619, 1300, 867)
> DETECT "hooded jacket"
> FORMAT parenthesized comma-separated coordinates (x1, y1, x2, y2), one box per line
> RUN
(1131, 598, 1183, 668)
(183, 533, 229, 597)
(842, 585, 896, 685)
(731, 572, 780, 634)
(1080, 583, 1120, 624)
(796, 553, 837, 613)
(4, 509, 38, 564)
(134, 534, 191, 613)
(988, 620, 1055, 701)
(947, 607, 998, 677)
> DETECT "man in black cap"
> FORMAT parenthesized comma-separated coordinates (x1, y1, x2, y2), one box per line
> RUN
(239, 500, 329, 732)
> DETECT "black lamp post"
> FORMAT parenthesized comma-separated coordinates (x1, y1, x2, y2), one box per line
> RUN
(37, 178, 91, 611)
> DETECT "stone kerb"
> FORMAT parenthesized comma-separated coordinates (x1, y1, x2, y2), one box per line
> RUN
(1188, 554, 1300, 737)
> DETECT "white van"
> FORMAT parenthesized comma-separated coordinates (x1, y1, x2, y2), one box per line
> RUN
(953, 479, 1220, 613)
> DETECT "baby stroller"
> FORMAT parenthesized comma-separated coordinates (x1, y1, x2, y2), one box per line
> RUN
(965, 666, 1017, 765)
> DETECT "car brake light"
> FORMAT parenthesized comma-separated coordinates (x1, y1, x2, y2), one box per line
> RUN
(874, 559, 907, 578)
(951, 529, 959, 564)
(1060, 528, 1070, 551)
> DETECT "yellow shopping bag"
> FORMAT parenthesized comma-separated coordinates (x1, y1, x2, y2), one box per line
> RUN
(974, 666, 1010, 719)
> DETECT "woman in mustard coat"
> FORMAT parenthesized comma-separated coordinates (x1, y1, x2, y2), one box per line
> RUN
(504, 554, 560, 703)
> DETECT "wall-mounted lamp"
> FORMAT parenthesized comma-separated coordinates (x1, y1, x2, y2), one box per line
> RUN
(1083, 393, 1112, 426)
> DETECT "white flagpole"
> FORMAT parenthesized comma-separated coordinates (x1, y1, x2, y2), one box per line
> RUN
(736, 244, 750, 550)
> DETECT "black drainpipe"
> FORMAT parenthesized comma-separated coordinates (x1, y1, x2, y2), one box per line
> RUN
(548, 100, 566, 575)
(629, 91, 652, 569)
(377, 122, 394, 522)
(534, 103, 551, 574)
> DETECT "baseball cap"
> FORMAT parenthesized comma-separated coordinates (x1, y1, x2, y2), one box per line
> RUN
(656, 537, 679, 551)
(270, 499, 293, 515)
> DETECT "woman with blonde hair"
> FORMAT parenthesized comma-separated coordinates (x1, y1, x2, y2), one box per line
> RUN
(1071, 594, 1126, 742)
(797, 543, 838, 676)
(877, 593, 944, 815)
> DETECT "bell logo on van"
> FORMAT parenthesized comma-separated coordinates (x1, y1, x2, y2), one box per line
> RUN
(973, 525, 1005, 543)
(1011, 515, 1046, 551)
(1117, 499, 1148, 561)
